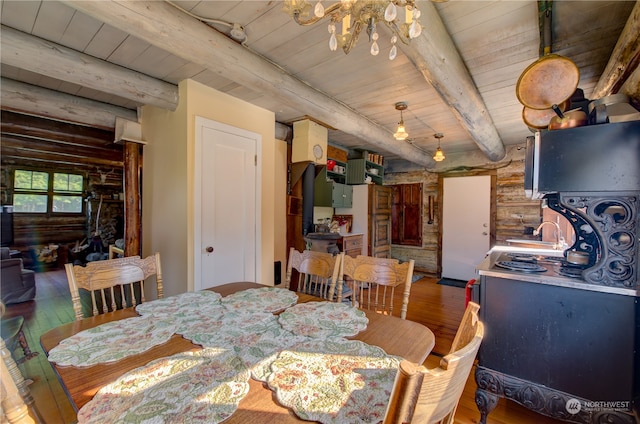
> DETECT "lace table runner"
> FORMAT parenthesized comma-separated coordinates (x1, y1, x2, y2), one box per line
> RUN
(267, 338, 401, 424)
(221, 287, 298, 313)
(77, 348, 250, 424)
(278, 301, 369, 338)
(47, 316, 179, 367)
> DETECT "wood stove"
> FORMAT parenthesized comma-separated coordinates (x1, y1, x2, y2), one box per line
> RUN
(474, 122, 640, 423)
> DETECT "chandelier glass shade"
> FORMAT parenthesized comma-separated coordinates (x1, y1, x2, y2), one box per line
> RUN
(282, 0, 422, 60)
(433, 133, 445, 161)
(393, 102, 409, 140)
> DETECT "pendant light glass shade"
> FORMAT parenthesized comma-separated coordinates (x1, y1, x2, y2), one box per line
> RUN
(393, 102, 409, 140)
(433, 133, 445, 161)
(394, 122, 408, 140)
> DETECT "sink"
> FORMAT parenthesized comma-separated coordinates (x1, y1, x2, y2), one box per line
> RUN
(506, 239, 558, 249)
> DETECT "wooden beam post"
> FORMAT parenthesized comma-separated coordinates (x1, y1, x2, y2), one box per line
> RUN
(123, 142, 142, 256)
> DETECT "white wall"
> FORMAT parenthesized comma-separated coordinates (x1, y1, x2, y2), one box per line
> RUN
(141, 79, 281, 295)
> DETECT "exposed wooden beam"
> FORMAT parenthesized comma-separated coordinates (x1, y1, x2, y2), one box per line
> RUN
(400, 2, 506, 162)
(0, 143, 123, 168)
(1, 134, 123, 164)
(1, 110, 115, 146)
(1, 78, 137, 130)
(0, 26, 178, 111)
(60, 0, 437, 168)
(591, 0, 640, 99)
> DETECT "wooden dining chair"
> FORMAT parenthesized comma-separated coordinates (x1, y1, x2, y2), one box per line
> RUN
(1, 306, 42, 423)
(1, 355, 35, 424)
(285, 248, 343, 301)
(340, 255, 415, 319)
(108, 244, 124, 259)
(383, 302, 484, 424)
(0, 304, 39, 365)
(65, 253, 164, 320)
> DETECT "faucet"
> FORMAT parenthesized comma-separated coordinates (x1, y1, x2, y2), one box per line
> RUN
(533, 221, 565, 249)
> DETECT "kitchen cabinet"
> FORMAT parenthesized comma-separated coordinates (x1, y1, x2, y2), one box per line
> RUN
(314, 167, 352, 208)
(346, 152, 384, 185)
(338, 233, 364, 257)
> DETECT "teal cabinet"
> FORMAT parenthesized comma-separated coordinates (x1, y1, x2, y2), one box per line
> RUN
(315, 167, 353, 208)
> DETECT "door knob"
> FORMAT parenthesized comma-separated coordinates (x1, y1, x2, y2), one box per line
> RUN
(206, 246, 214, 253)
(482, 232, 488, 236)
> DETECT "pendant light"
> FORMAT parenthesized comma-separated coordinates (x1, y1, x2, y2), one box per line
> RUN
(393, 102, 409, 141)
(433, 133, 445, 161)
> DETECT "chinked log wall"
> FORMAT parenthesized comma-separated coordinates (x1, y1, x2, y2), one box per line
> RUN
(385, 159, 541, 274)
(0, 110, 124, 256)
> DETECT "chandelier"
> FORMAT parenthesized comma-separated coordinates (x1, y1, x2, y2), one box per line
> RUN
(433, 133, 445, 161)
(282, 0, 423, 60)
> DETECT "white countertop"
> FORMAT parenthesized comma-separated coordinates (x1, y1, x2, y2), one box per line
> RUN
(476, 246, 638, 297)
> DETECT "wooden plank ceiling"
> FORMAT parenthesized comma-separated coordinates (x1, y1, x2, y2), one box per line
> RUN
(0, 0, 638, 170)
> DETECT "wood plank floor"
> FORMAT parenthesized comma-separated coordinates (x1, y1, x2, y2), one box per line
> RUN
(2, 269, 564, 423)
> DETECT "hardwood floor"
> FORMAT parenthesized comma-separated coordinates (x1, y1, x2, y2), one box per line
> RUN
(2, 269, 563, 424)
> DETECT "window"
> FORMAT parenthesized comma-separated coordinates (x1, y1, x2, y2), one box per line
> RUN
(391, 183, 423, 246)
(13, 170, 84, 213)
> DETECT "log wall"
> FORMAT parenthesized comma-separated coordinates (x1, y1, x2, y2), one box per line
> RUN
(385, 156, 542, 274)
(1, 110, 124, 267)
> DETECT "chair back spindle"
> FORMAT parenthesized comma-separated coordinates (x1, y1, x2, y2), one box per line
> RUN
(285, 248, 343, 301)
(341, 255, 415, 319)
(65, 253, 163, 320)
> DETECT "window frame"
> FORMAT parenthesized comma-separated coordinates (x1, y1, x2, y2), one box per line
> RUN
(13, 168, 85, 215)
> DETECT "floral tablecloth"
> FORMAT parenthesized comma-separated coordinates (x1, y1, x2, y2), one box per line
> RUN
(47, 316, 179, 367)
(278, 301, 369, 338)
(221, 287, 298, 313)
(56, 288, 390, 423)
(267, 338, 401, 424)
(77, 348, 250, 424)
(135, 291, 223, 318)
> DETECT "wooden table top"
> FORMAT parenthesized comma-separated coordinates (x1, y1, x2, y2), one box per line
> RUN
(41, 282, 435, 422)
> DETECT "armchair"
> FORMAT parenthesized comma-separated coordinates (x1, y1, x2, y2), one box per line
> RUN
(1, 248, 36, 305)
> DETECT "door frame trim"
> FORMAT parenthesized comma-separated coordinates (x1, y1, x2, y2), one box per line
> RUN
(437, 170, 496, 277)
(193, 116, 262, 291)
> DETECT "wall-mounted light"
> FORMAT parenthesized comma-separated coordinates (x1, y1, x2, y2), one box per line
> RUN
(393, 102, 409, 140)
(433, 133, 445, 161)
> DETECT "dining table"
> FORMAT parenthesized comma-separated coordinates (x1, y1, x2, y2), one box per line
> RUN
(41, 282, 436, 423)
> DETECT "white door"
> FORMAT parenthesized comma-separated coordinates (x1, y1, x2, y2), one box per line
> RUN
(194, 117, 260, 290)
(441, 175, 491, 281)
